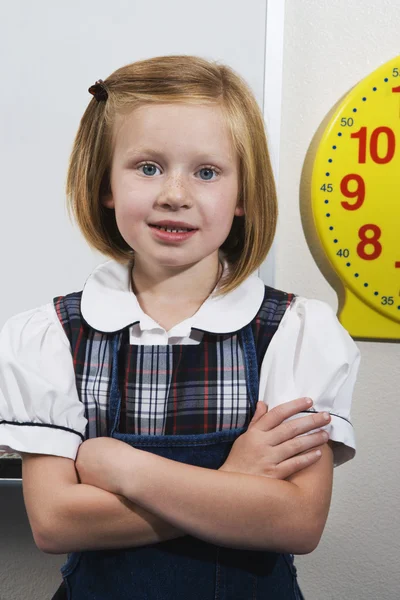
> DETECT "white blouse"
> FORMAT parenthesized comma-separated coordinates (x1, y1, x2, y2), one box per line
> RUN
(0, 260, 361, 467)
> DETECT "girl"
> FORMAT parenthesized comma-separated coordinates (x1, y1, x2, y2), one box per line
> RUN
(0, 55, 360, 599)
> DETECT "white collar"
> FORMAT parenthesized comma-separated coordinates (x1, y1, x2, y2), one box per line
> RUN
(80, 258, 265, 335)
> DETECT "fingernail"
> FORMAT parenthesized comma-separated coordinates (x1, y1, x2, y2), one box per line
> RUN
(323, 412, 330, 420)
(305, 398, 313, 405)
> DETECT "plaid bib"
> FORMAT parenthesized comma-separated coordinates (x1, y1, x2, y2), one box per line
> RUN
(53, 286, 294, 440)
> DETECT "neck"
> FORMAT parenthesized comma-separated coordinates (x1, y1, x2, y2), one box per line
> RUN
(130, 254, 225, 305)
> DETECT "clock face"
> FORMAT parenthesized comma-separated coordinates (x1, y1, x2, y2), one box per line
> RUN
(312, 55, 400, 324)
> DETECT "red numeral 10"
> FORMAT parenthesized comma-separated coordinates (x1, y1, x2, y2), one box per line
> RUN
(351, 127, 396, 164)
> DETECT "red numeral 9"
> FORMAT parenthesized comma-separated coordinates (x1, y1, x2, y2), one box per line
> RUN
(341, 174, 365, 210)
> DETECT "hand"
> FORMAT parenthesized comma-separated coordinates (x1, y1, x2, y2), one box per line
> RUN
(219, 398, 331, 480)
(75, 437, 137, 495)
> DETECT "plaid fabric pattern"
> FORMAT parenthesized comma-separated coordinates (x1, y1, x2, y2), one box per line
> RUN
(53, 286, 295, 440)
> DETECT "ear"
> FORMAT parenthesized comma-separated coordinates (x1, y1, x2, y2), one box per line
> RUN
(101, 194, 115, 209)
(100, 172, 114, 209)
(234, 205, 245, 217)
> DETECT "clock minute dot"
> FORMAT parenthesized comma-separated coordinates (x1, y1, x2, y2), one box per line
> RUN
(353, 108, 357, 112)
(362, 97, 367, 101)
(329, 226, 334, 230)
(354, 273, 359, 277)
(384, 78, 389, 82)
(324, 200, 329, 204)
(332, 145, 337, 149)
(326, 172, 330, 176)
(333, 239, 338, 243)
(374, 292, 379, 296)
(326, 213, 330, 217)
(346, 263, 351, 267)
(373, 87, 377, 91)
(338, 132, 342, 137)
(328, 159, 333, 163)
(364, 283, 368, 287)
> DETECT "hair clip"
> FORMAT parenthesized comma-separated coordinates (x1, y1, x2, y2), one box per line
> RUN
(88, 79, 108, 102)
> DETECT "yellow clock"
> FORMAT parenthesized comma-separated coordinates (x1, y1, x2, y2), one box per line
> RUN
(311, 55, 400, 341)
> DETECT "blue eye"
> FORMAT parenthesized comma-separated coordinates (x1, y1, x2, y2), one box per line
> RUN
(137, 162, 219, 180)
(199, 167, 218, 181)
(139, 163, 160, 177)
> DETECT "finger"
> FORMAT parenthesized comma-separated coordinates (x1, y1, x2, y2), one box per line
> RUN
(249, 401, 267, 425)
(276, 430, 329, 463)
(256, 397, 314, 432)
(274, 447, 324, 480)
(268, 411, 331, 446)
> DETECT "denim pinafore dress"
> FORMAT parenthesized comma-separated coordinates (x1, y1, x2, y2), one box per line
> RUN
(57, 289, 305, 600)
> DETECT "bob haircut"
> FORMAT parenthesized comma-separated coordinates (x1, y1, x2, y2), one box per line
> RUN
(66, 55, 278, 297)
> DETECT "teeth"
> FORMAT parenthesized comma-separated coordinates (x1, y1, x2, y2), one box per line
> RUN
(155, 225, 191, 232)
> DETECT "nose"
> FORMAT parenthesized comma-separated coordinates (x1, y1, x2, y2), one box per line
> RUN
(156, 174, 193, 210)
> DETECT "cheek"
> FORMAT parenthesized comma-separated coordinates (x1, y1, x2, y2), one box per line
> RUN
(114, 183, 150, 222)
(204, 194, 238, 227)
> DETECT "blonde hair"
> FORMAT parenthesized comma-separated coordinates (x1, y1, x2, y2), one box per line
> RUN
(66, 55, 278, 297)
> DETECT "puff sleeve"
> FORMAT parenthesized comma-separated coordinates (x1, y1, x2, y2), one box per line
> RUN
(0, 303, 88, 459)
(259, 296, 361, 467)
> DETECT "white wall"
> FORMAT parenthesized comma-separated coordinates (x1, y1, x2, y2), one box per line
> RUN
(278, 1, 400, 599)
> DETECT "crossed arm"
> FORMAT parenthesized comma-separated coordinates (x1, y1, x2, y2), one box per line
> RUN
(73, 437, 334, 554)
(22, 402, 334, 555)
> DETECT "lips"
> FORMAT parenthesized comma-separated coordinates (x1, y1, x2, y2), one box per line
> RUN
(149, 221, 198, 230)
(148, 224, 198, 242)
(150, 225, 194, 232)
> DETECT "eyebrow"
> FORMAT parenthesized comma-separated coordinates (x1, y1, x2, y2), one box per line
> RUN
(124, 148, 231, 162)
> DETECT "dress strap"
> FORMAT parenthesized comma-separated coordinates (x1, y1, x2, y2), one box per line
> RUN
(108, 332, 125, 436)
(239, 322, 259, 415)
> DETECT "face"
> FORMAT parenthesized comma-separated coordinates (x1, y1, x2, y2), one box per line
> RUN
(102, 103, 243, 274)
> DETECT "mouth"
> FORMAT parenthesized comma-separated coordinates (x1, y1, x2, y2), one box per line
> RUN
(149, 224, 197, 233)
(148, 224, 198, 242)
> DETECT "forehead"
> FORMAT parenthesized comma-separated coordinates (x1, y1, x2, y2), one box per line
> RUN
(112, 103, 236, 160)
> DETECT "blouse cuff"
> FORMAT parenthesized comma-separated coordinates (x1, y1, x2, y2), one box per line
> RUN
(328, 413, 355, 467)
(0, 422, 83, 460)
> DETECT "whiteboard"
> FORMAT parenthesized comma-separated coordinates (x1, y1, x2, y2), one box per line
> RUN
(0, 0, 285, 326)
